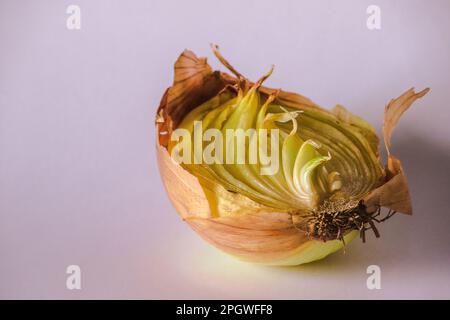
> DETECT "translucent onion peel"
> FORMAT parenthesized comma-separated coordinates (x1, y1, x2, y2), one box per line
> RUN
(155, 47, 429, 265)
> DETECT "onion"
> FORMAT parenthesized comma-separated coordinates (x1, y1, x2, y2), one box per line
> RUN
(155, 46, 429, 265)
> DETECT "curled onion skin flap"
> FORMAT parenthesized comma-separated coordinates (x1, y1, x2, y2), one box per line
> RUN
(155, 48, 429, 265)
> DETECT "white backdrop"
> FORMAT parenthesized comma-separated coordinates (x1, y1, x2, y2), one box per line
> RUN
(1, 0, 449, 299)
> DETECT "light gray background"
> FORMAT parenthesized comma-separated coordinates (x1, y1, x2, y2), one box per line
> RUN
(1, 0, 449, 299)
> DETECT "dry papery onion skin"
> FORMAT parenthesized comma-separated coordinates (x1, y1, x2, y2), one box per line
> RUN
(155, 46, 429, 266)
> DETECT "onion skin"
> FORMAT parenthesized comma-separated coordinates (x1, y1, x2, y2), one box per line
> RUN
(155, 49, 429, 265)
